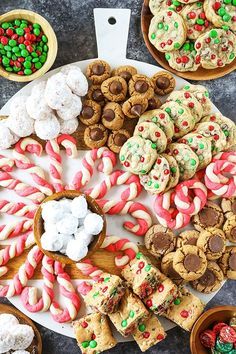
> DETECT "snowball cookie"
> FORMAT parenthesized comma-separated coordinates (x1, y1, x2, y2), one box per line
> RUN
(59, 198, 72, 213)
(56, 214, 79, 234)
(66, 238, 88, 261)
(74, 227, 94, 246)
(0, 313, 19, 327)
(71, 195, 88, 218)
(9, 96, 27, 116)
(65, 67, 88, 96)
(7, 97, 34, 138)
(56, 94, 82, 121)
(61, 64, 80, 75)
(34, 113, 60, 140)
(0, 328, 15, 353)
(26, 81, 53, 120)
(12, 324, 34, 350)
(59, 118, 79, 134)
(12, 351, 30, 354)
(42, 200, 67, 223)
(59, 233, 75, 254)
(45, 72, 73, 110)
(44, 223, 58, 234)
(41, 231, 64, 252)
(0, 123, 16, 149)
(84, 213, 104, 235)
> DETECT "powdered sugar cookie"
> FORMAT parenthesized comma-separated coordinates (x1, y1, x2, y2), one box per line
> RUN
(182, 84, 211, 116)
(0, 328, 15, 353)
(12, 324, 34, 350)
(204, 0, 236, 32)
(56, 94, 82, 121)
(0, 314, 19, 327)
(134, 121, 167, 153)
(59, 118, 79, 135)
(34, 113, 60, 140)
(26, 81, 53, 120)
(64, 66, 88, 96)
(149, 10, 187, 52)
(194, 121, 227, 154)
(45, 72, 73, 110)
(149, 0, 185, 14)
(7, 98, 34, 138)
(165, 41, 201, 72)
(0, 123, 17, 149)
(167, 90, 203, 122)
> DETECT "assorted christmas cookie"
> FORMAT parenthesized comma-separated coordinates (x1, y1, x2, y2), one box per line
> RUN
(221, 197, 236, 219)
(79, 100, 101, 126)
(162, 153, 180, 191)
(101, 76, 127, 102)
(101, 102, 124, 130)
(196, 227, 226, 260)
(166, 143, 199, 180)
(129, 74, 155, 99)
(195, 29, 236, 69)
(194, 121, 227, 154)
(122, 96, 149, 118)
(161, 252, 185, 285)
(149, 10, 187, 52)
(204, 0, 236, 32)
(172, 245, 208, 281)
(149, 0, 185, 15)
(107, 129, 131, 153)
(133, 122, 167, 153)
(119, 136, 158, 175)
(219, 246, 236, 280)
(223, 215, 236, 243)
(182, 84, 212, 116)
(84, 123, 108, 148)
(176, 230, 200, 248)
(86, 59, 111, 84)
(193, 201, 224, 231)
(168, 90, 203, 122)
(152, 71, 176, 96)
(145, 224, 176, 258)
(191, 261, 224, 293)
(112, 65, 137, 82)
(165, 41, 201, 72)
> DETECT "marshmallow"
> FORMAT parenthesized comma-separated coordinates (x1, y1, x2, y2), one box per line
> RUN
(71, 195, 88, 219)
(0, 328, 15, 354)
(12, 351, 30, 354)
(74, 227, 94, 246)
(84, 213, 104, 235)
(34, 113, 60, 140)
(0, 123, 16, 149)
(12, 324, 34, 350)
(41, 232, 64, 252)
(66, 239, 88, 261)
(45, 73, 73, 110)
(42, 200, 67, 223)
(59, 233, 74, 254)
(26, 82, 53, 120)
(59, 117, 79, 135)
(66, 68, 88, 96)
(0, 314, 19, 327)
(56, 214, 79, 234)
(56, 94, 82, 121)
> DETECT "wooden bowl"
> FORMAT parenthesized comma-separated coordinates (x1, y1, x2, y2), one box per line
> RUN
(0, 9, 58, 82)
(190, 305, 236, 354)
(141, 0, 236, 80)
(34, 190, 107, 265)
(0, 303, 42, 353)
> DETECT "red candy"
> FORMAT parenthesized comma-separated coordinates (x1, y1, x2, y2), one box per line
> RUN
(213, 322, 228, 335)
(196, 42, 201, 49)
(138, 126, 144, 131)
(188, 11, 196, 19)
(81, 321, 88, 328)
(158, 284, 164, 292)
(143, 332, 150, 339)
(188, 102, 194, 108)
(195, 24, 203, 31)
(180, 310, 189, 318)
(159, 113, 165, 119)
(220, 325, 236, 343)
(167, 39, 173, 45)
(155, 132, 161, 137)
(184, 92, 191, 98)
(157, 334, 165, 341)
(213, 1, 221, 10)
(181, 56, 189, 63)
(200, 330, 216, 348)
(146, 299, 153, 308)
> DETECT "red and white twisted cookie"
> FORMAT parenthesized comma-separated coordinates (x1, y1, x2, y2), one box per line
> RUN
(72, 147, 116, 190)
(13, 138, 54, 196)
(21, 256, 55, 312)
(0, 245, 43, 297)
(101, 236, 139, 267)
(0, 154, 15, 172)
(0, 266, 8, 277)
(50, 262, 81, 323)
(76, 259, 103, 280)
(154, 190, 191, 229)
(205, 160, 236, 198)
(0, 171, 45, 204)
(96, 199, 152, 236)
(45, 139, 64, 192)
(0, 219, 33, 240)
(57, 134, 78, 158)
(85, 170, 142, 201)
(77, 281, 92, 296)
(174, 179, 207, 215)
(0, 232, 35, 266)
(213, 151, 236, 163)
(0, 200, 37, 219)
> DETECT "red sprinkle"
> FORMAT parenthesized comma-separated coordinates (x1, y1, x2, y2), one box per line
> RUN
(157, 158, 162, 164)
(124, 161, 130, 167)
(205, 37, 211, 44)
(138, 126, 144, 132)
(140, 157, 144, 162)
(157, 334, 165, 341)
(180, 310, 189, 318)
(188, 11, 196, 19)
(160, 42, 166, 48)
(188, 102, 194, 108)
(167, 39, 173, 45)
(176, 58, 181, 64)
(181, 55, 189, 63)
(143, 332, 150, 339)
(102, 286, 108, 293)
(91, 334, 96, 340)
(174, 126, 180, 133)
(182, 121, 188, 126)
(184, 92, 191, 98)
(211, 54, 216, 60)
(158, 284, 164, 292)
(196, 42, 201, 49)
(167, 11, 173, 16)
(164, 169, 170, 175)
(214, 134, 219, 140)
(81, 321, 88, 328)
(217, 59, 223, 66)
(209, 125, 214, 131)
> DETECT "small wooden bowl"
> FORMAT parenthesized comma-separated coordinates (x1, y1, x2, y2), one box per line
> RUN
(0, 9, 58, 82)
(190, 305, 236, 354)
(141, 0, 236, 80)
(0, 303, 42, 353)
(34, 190, 106, 265)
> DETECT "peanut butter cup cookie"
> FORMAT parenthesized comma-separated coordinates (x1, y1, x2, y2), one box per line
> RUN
(101, 76, 127, 102)
(107, 129, 131, 153)
(193, 201, 224, 232)
(161, 252, 185, 285)
(86, 59, 111, 84)
(84, 123, 108, 149)
(176, 230, 200, 248)
(122, 96, 148, 119)
(79, 100, 101, 126)
(101, 102, 124, 130)
(129, 74, 154, 100)
(152, 71, 176, 96)
(223, 215, 236, 243)
(191, 261, 224, 293)
(219, 246, 236, 280)
(145, 224, 176, 258)
(197, 228, 226, 260)
(221, 197, 236, 219)
(112, 65, 137, 82)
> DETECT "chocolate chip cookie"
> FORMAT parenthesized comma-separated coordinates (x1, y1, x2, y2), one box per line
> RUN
(219, 246, 236, 280)
(223, 215, 236, 243)
(112, 65, 137, 82)
(101, 76, 127, 102)
(197, 228, 226, 260)
(101, 102, 124, 130)
(79, 100, 101, 126)
(152, 71, 176, 96)
(193, 201, 224, 232)
(191, 261, 224, 293)
(86, 59, 111, 84)
(176, 230, 200, 248)
(86, 85, 106, 106)
(107, 129, 131, 153)
(122, 96, 149, 119)
(129, 74, 154, 100)
(84, 123, 108, 149)
(161, 252, 185, 285)
(144, 224, 176, 258)
(221, 197, 236, 219)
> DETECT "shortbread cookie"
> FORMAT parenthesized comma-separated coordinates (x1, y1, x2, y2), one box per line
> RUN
(122, 96, 149, 118)
(107, 129, 131, 153)
(166, 143, 199, 180)
(194, 121, 227, 154)
(152, 71, 176, 96)
(191, 261, 224, 293)
(221, 197, 236, 219)
(149, 10, 187, 52)
(147, 96, 162, 110)
(204, 0, 236, 32)
(181, 2, 211, 40)
(197, 228, 226, 260)
(161, 101, 196, 138)
(86, 85, 106, 106)
(139, 155, 170, 194)
(161, 252, 185, 285)
(173, 245, 207, 281)
(112, 65, 137, 82)
(201, 113, 236, 149)
(119, 136, 158, 175)
(165, 41, 201, 72)
(145, 224, 176, 258)
(162, 153, 180, 191)
(193, 201, 224, 232)
(223, 215, 236, 243)
(86, 60, 111, 84)
(149, 0, 185, 15)
(195, 29, 236, 69)
(168, 90, 203, 122)
(101, 102, 124, 130)
(134, 121, 167, 153)
(178, 133, 212, 170)
(176, 230, 200, 248)
(182, 84, 212, 116)
(84, 124, 108, 149)
(129, 74, 155, 99)
(219, 246, 236, 280)
(79, 100, 101, 126)
(101, 76, 127, 102)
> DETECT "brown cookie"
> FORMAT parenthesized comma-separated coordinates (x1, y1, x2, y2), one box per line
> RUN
(122, 95, 148, 119)
(79, 100, 101, 126)
(176, 230, 200, 248)
(147, 95, 162, 110)
(112, 65, 137, 82)
(223, 215, 236, 243)
(86, 85, 106, 106)
(86, 60, 111, 84)
(107, 129, 131, 154)
(101, 76, 127, 102)
(197, 228, 226, 260)
(193, 201, 224, 232)
(161, 252, 185, 285)
(191, 261, 224, 293)
(221, 197, 236, 219)
(144, 224, 176, 258)
(101, 102, 124, 130)
(219, 246, 236, 280)
(152, 71, 176, 96)
(84, 123, 108, 149)
(129, 74, 155, 100)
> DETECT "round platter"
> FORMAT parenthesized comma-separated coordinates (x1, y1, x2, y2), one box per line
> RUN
(0, 8, 227, 341)
(141, 0, 236, 80)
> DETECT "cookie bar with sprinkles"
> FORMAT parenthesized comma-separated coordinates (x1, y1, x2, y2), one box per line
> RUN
(121, 252, 163, 298)
(132, 313, 166, 352)
(109, 289, 149, 337)
(84, 273, 125, 314)
(73, 312, 117, 353)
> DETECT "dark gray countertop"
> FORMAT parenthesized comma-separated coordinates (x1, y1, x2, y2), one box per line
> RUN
(0, 1, 236, 353)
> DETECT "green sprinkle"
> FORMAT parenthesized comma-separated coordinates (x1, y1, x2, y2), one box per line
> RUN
(214, 38, 220, 44)
(120, 155, 125, 161)
(199, 143, 205, 149)
(129, 310, 135, 318)
(121, 320, 127, 327)
(210, 29, 218, 38)
(154, 183, 160, 189)
(174, 42, 180, 49)
(170, 167, 177, 173)
(151, 33, 156, 40)
(127, 143, 132, 148)
(165, 53, 171, 60)
(178, 108, 184, 115)
(190, 159, 197, 166)
(104, 277, 110, 282)
(136, 252, 143, 260)
(93, 291, 99, 298)
(90, 340, 97, 348)
(197, 1, 202, 6)
(174, 298, 181, 305)
(233, 0, 236, 4)
(205, 91, 209, 97)
(188, 137, 193, 143)
(224, 0, 231, 3)
(138, 324, 146, 332)
(145, 264, 151, 272)
(164, 24, 169, 31)
(147, 181, 152, 186)
(152, 116, 158, 122)
(82, 341, 89, 348)
(140, 169, 146, 174)
(173, 0, 181, 5)
(176, 99, 181, 104)
(222, 24, 230, 31)
(223, 129, 229, 136)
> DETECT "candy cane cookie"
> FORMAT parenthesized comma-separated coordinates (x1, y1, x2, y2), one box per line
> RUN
(13, 138, 54, 195)
(0, 200, 37, 219)
(21, 256, 55, 312)
(76, 259, 104, 280)
(0, 219, 33, 241)
(213, 151, 236, 163)
(57, 134, 78, 158)
(0, 154, 15, 172)
(97, 199, 153, 236)
(45, 139, 64, 192)
(0, 266, 8, 278)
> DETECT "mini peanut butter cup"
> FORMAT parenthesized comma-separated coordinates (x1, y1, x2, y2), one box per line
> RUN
(199, 208, 219, 227)
(208, 235, 224, 253)
(198, 269, 216, 287)
(184, 254, 201, 272)
(152, 232, 171, 250)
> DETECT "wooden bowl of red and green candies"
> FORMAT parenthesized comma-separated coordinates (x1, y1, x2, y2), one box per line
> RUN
(0, 9, 58, 82)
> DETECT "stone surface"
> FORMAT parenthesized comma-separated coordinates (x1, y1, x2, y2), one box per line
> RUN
(0, 1, 235, 353)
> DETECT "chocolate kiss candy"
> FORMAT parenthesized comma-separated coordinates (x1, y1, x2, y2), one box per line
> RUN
(114, 133, 127, 146)
(109, 81, 122, 95)
(92, 89, 104, 102)
(92, 63, 105, 75)
(231, 200, 236, 215)
(103, 109, 115, 121)
(183, 254, 201, 272)
(135, 80, 149, 93)
(82, 106, 94, 119)
(120, 71, 132, 81)
(130, 104, 143, 117)
(90, 128, 104, 141)
(156, 77, 170, 89)
(230, 227, 236, 241)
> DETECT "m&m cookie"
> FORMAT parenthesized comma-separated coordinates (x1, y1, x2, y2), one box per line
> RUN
(165, 41, 201, 72)
(149, 0, 185, 15)
(138, 109, 174, 141)
(195, 121, 227, 154)
(182, 84, 212, 116)
(133, 122, 167, 153)
(204, 0, 236, 32)
(167, 90, 203, 122)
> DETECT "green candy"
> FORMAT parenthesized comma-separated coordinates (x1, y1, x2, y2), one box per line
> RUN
(16, 28, 24, 36)
(174, 298, 181, 305)
(210, 29, 218, 38)
(190, 159, 197, 166)
(9, 39, 17, 47)
(145, 264, 151, 271)
(188, 137, 193, 143)
(151, 33, 156, 40)
(229, 53, 235, 60)
(164, 24, 169, 31)
(23, 61, 31, 69)
(14, 19, 21, 26)
(11, 54, 17, 60)
(197, 19, 205, 25)
(20, 23, 27, 29)
(35, 62, 42, 70)
(2, 57, 10, 66)
(26, 55, 32, 62)
(21, 49, 29, 57)
(31, 51, 38, 58)
(136, 252, 143, 260)
(165, 53, 171, 60)
(228, 350, 236, 354)
(129, 310, 135, 318)
(12, 46, 20, 53)
(32, 57, 39, 63)
(89, 340, 97, 348)
(21, 19, 28, 24)
(13, 66, 21, 72)
(154, 183, 160, 189)
(170, 167, 177, 173)
(215, 338, 233, 353)
(222, 25, 230, 30)
(42, 34, 48, 43)
(165, 107, 171, 114)
(233, 0, 236, 5)
(178, 108, 184, 114)
(223, 13, 231, 21)
(174, 42, 180, 49)
(33, 28, 41, 36)
(39, 55, 46, 63)
(19, 44, 26, 50)
(158, 22, 164, 29)
(2, 22, 10, 29)
(4, 45, 12, 52)
(138, 324, 146, 332)
(24, 68, 32, 75)
(199, 143, 205, 149)
(214, 38, 220, 44)
(183, 43, 190, 51)
(5, 66, 13, 72)
(147, 181, 152, 186)
(218, 7, 226, 16)
(33, 23, 41, 29)
(224, 0, 231, 3)
(121, 320, 127, 327)
(82, 341, 89, 348)
(6, 52, 12, 59)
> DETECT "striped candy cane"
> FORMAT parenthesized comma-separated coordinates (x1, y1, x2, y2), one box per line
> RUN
(0, 200, 37, 219)
(0, 219, 33, 241)
(0, 154, 15, 172)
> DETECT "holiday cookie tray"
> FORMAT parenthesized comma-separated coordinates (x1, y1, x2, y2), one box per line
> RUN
(0, 8, 229, 342)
